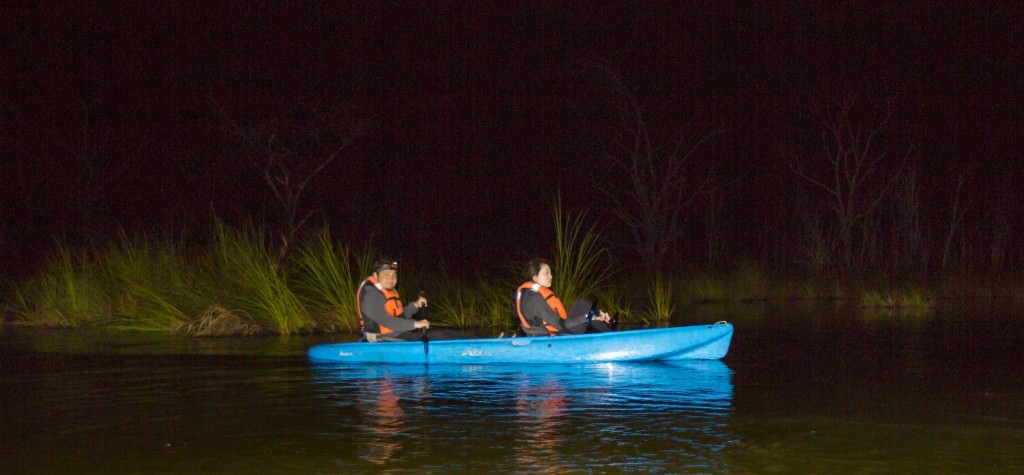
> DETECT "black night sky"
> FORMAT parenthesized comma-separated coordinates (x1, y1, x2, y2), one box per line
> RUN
(2, 1, 1022, 277)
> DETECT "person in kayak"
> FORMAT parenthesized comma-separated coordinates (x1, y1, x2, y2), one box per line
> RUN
(357, 257, 468, 342)
(515, 257, 615, 336)
(357, 258, 430, 341)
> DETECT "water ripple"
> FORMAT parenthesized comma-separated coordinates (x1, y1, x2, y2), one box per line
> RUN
(308, 361, 737, 472)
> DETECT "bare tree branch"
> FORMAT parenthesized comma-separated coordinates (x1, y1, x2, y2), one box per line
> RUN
(582, 60, 722, 273)
(789, 95, 909, 272)
(212, 96, 372, 259)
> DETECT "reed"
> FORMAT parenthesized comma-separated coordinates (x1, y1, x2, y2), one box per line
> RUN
(476, 278, 519, 330)
(422, 263, 526, 331)
(859, 290, 894, 308)
(430, 280, 478, 329)
(10, 236, 210, 331)
(211, 222, 309, 335)
(119, 283, 197, 332)
(551, 196, 614, 305)
(16, 218, 1020, 337)
(11, 224, 332, 335)
(421, 268, 495, 329)
(644, 277, 676, 323)
(293, 228, 373, 332)
(897, 289, 935, 309)
(11, 246, 110, 327)
(860, 288, 935, 309)
(100, 235, 209, 332)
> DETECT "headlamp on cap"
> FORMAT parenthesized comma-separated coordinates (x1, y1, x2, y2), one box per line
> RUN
(373, 260, 399, 273)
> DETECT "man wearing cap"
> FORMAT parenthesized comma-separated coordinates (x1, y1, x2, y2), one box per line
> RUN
(356, 258, 430, 341)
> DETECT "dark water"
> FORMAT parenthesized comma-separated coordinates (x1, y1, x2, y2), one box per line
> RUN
(3, 303, 1023, 474)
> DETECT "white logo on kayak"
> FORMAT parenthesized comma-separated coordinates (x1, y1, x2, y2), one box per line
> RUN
(337, 352, 353, 357)
(461, 349, 490, 357)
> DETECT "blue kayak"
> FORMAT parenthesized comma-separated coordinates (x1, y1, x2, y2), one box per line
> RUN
(307, 322, 733, 364)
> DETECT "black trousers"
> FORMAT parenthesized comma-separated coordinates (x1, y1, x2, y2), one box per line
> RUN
(561, 299, 614, 334)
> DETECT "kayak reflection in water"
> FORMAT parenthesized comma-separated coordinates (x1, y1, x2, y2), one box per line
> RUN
(357, 257, 465, 341)
(515, 258, 617, 337)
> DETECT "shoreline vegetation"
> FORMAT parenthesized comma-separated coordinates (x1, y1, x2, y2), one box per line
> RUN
(3, 219, 1022, 336)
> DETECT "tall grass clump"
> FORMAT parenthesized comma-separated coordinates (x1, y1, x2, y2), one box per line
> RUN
(11, 246, 110, 327)
(99, 235, 207, 332)
(10, 236, 214, 331)
(859, 290, 892, 308)
(551, 196, 614, 304)
(424, 266, 506, 330)
(897, 289, 935, 309)
(431, 278, 480, 329)
(477, 279, 519, 330)
(212, 222, 308, 335)
(644, 276, 676, 323)
(427, 264, 521, 332)
(860, 288, 935, 317)
(293, 228, 373, 332)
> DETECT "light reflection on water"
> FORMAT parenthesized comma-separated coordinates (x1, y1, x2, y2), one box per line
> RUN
(4, 303, 1024, 473)
(309, 361, 736, 473)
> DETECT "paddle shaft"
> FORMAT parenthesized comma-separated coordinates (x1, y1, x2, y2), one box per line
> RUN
(419, 290, 429, 355)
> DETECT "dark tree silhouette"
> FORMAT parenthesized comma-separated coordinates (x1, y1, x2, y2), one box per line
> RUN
(216, 97, 371, 259)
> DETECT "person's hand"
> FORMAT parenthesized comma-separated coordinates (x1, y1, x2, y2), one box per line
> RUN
(414, 319, 430, 330)
(595, 310, 612, 323)
(415, 296, 428, 308)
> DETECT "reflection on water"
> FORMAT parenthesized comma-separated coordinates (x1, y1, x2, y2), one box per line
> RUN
(310, 361, 736, 473)
(5, 303, 1024, 473)
(513, 374, 568, 473)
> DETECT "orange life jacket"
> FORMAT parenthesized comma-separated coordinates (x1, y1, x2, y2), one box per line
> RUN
(515, 281, 567, 335)
(356, 275, 404, 335)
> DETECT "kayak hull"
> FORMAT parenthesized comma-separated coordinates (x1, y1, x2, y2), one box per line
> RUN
(307, 322, 733, 364)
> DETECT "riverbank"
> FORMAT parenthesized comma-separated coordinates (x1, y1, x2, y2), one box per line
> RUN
(4, 227, 1021, 336)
